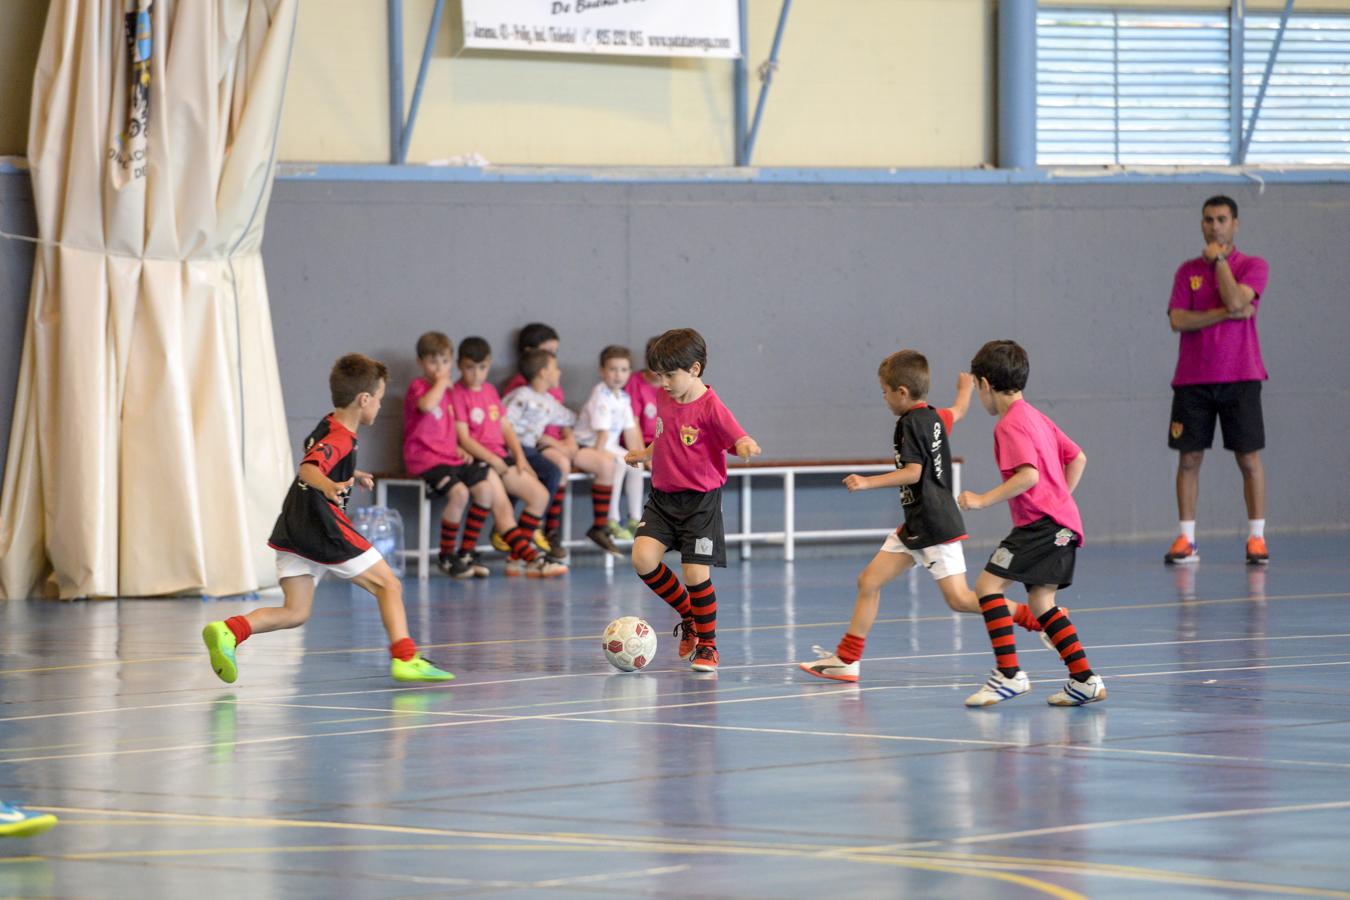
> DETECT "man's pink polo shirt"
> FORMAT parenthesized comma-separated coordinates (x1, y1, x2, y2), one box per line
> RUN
(1168, 249, 1270, 386)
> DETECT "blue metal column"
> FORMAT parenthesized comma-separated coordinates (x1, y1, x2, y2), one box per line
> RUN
(388, 0, 405, 165)
(998, 0, 1037, 168)
(1239, 0, 1295, 164)
(742, 0, 793, 166)
(734, 0, 748, 165)
(400, 0, 448, 163)
(1230, 0, 1245, 164)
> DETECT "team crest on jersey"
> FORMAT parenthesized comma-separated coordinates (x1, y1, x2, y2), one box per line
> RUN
(680, 424, 700, 446)
(489, 404, 500, 421)
(1190, 275, 1203, 291)
(470, 407, 486, 425)
(644, 402, 657, 419)
(654, 417, 664, 439)
(1170, 421, 1184, 439)
(1054, 528, 1075, 547)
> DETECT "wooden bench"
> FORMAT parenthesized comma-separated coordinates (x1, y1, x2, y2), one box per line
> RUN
(375, 456, 963, 579)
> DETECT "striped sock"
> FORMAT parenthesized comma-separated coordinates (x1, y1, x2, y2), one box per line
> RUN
(979, 593, 1021, 678)
(505, 526, 538, 561)
(591, 483, 613, 529)
(688, 579, 717, 647)
(1038, 606, 1095, 681)
(836, 632, 865, 664)
(460, 504, 489, 553)
(519, 511, 542, 536)
(640, 564, 691, 618)
(547, 486, 566, 533)
(439, 520, 460, 561)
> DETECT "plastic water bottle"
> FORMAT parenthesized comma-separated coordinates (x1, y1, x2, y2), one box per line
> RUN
(351, 506, 405, 578)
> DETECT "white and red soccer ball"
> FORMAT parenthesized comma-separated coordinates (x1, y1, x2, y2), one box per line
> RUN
(602, 616, 657, 672)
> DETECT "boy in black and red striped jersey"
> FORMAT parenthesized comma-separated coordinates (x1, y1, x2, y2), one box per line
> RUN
(201, 354, 454, 684)
(624, 328, 760, 673)
(799, 350, 1048, 684)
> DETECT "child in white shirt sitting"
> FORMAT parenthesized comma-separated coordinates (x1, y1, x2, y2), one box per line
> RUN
(575, 346, 646, 541)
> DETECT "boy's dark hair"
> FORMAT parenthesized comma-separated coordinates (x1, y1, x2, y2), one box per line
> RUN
(458, 336, 491, 363)
(416, 331, 453, 359)
(877, 349, 930, 399)
(599, 345, 631, 367)
(519, 348, 556, 383)
(970, 340, 1029, 393)
(330, 353, 388, 407)
(517, 322, 560, 355)
(643, 335, 659, 367)
(646, 328, 707, 375)
(1202, 194, 1238, 219)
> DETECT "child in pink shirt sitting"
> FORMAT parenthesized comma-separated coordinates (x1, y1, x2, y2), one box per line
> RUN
(957, 340, 1105, 708)
(625, 328, 760, 674)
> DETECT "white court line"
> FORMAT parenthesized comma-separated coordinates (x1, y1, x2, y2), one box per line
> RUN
(5, 630, 1350, 725)
(7, 657, 1350, 767)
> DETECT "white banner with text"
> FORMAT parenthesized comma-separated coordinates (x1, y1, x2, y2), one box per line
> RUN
(461, 0, 741, 59)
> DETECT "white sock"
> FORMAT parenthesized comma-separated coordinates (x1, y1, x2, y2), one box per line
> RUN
(1249, 518, 1265, 539)
(1180, 520, 1196, 542)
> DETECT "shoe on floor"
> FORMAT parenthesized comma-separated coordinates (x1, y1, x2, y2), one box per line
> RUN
(964, 669, 1031, 707)
(0, 802, 58, 838)
(1164, 535, 1199, 565)
(585, 525, 623, 556)
(202, 621, 239, 684)
(439, 553, 474, 579)
(799, 645, 859, 683)
(674, 618, 698, 661)
(504, 556, 526, 577)
(1246, 535, 1269, 565)
(690, 644, 719, 672)
(390, 655, 455, 683)
(1047, 674, 1106, 706)
(459, 551, 490, 578)
(526, 557, 568, 578)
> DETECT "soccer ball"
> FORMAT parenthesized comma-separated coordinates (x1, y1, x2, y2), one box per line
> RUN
(602, 616, 657, 672)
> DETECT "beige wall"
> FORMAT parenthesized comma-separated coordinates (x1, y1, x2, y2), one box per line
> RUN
(4, 1, 1350, 164)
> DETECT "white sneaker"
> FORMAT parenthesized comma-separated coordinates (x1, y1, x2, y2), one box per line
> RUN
(504, 557, 527, 577)
(964, 669, 1031, 707)
(1047, 674, 1106, 707)
(526, 557, 568, 578)
(798, 645, 859, 683)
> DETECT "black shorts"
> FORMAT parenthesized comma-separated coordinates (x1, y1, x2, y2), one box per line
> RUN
(983, 516, 1080, 589)
(419, 461, 490, 497)
(1168, 381, 1265, 454)
(636, 487, 727, 567)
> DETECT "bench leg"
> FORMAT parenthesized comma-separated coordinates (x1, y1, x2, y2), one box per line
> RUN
(418, 490, 430, 581)
(784, 471, 795, 563)
(740, 474, 752, 561)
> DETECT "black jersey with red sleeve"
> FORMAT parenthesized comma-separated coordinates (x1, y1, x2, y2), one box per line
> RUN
(893, 403, 966, 550)
(268, 414, 373, 564)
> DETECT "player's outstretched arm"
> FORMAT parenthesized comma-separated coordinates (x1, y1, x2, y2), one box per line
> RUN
(844, 463, 921, 493)
(948, 372, 975, 423)
(734, 435, 761, 462)
(624, 442, 654, 467)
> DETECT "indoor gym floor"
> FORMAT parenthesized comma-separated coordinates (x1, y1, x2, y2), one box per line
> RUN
(2, 533, 1349, 898)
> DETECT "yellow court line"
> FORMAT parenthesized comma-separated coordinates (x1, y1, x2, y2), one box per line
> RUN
(1, 589, 1344, 675)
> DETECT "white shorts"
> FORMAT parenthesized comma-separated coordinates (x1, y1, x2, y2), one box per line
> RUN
(275, 547, 382, 583)
(880, 531, 967, 581)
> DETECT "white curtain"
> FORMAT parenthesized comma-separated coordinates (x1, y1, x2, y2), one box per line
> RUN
(1, 0, 297, 599)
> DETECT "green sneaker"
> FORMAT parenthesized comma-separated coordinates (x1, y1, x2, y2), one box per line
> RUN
(390, 655, 455, 683)
(202, 621, 239, 684)
(0, 802, 57, 838)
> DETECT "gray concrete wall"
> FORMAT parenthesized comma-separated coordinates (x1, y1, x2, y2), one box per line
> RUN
(4, 174, 1349, 548)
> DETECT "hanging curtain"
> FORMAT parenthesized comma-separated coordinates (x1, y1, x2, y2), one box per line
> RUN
(1, 0, 298, 599)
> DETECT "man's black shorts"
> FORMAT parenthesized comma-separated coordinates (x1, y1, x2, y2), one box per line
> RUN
(983, 516, 1080, 589)
(419, 461, 491, 497)
(636, 487, 727, 567)
(1168, 381, 1265, 454)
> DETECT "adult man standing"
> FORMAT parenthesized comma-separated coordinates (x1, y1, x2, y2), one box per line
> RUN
(1164, 196, 1270, 566)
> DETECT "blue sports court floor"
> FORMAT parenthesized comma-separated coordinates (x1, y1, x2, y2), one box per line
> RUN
(3, 533, 1350, 898)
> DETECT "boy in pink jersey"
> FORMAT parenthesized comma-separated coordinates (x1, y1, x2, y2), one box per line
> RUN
(957, 340, 1105, 707)
(624, 328, 760, 673)
(451, 337, 565, 577)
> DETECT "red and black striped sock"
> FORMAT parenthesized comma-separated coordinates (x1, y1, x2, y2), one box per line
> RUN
(389, 637, 417, 661)
(438, 519, 460, 561)
(225, 615, 252, 645)
(459, 504, 490, 553)
(519, 511, 542, 536)
(505, 526, 538, 561)
(546, 486, 566, 533)
(591, 483, 613, 529)
(1038, 606, 1095, 681)
(688, 579, 717, 648)
(836, 632, 865, 664)
(640, 564, 691, 618)
(979, 593, 1021, 678)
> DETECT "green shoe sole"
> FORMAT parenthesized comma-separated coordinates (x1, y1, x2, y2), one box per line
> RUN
(202, 622, 239, 684)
